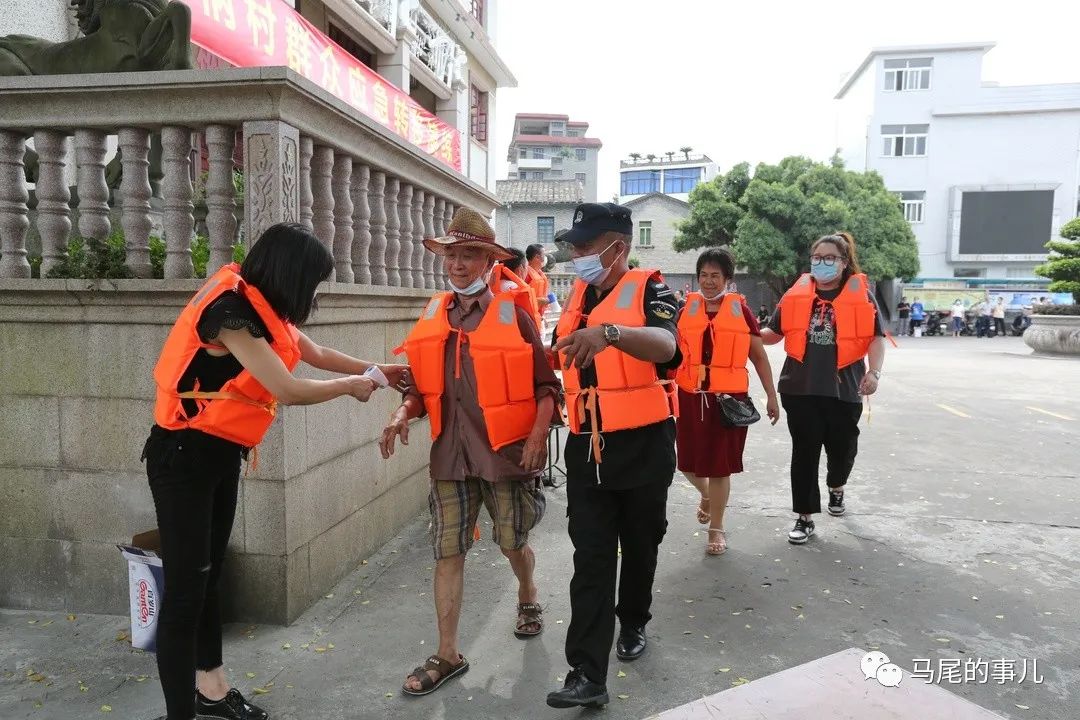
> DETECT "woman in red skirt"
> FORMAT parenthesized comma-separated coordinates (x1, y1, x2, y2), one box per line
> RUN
(674, 249, 779, 554)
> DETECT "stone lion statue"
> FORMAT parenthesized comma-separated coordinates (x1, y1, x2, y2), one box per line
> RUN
(0, 0, 193, 76)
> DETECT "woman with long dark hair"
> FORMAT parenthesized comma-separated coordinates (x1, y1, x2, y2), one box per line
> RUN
(760, 232, 886, 545)
(143, 223, 407, 720)
(675, 248, 779, 555)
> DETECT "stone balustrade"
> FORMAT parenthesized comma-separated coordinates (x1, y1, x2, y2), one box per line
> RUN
(0, 67, 493, 285)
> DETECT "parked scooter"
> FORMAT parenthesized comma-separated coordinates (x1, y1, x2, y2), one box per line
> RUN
(924, 311, 948, 336)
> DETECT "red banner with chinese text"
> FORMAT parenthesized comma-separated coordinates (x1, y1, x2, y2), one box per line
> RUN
(180, 0, 462, 172)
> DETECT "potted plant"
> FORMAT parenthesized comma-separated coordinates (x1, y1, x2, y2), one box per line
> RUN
(1025, 217, 1080, 355)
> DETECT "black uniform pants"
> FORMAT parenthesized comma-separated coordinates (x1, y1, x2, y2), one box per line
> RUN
(143, 426, 244, 720)
(564, 452, 670, 685)
(781, 394, 862, 515)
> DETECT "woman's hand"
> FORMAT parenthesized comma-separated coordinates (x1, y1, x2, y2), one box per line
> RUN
(858, 372, 879, 396)
(348, 375, 377, 402)
(766, 394, 780, 425)
(378, 363, 411, 391)
(520, 428, 548, 472)
(380, 411, 410, 459)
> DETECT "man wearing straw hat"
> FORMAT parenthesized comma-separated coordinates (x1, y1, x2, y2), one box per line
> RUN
(381, 208, 561, 697)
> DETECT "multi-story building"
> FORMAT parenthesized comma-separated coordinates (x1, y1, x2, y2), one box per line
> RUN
(618, 154, 718, 204)
(835, 41, 1080, 282)
(506, 113, 601, 202)
(623, 193, 695, 292)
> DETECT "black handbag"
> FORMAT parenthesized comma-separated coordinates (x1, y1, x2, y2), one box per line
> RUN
(716, 393, 761, 427)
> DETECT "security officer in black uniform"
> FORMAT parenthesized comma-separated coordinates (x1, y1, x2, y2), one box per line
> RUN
(546, 203, 682, 709)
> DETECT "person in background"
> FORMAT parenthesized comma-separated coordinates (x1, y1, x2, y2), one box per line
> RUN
(895, 297, 911, 336)
(526, 244, 553, 326)
(909, 297, 925, 335)
(992, 297, 1007, 337)
(383, 208, 559, 697)
(145, 223, 407, 720)
(757, 304, 771, 325)
(675, 248, 779, 555)
(760, 232, 886, 545)
(972, 299, 992, 337)
(951, 299, 965, 337)
(488, 247, 542, 332)
(545, 203, 680, 710)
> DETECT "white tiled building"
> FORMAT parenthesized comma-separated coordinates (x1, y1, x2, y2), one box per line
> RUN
(618, 154, 718, 204)
(835, 42, 1080, 282)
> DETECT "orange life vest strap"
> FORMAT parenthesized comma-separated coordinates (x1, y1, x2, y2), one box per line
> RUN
(575, 387, 603, 464)
(175, 390, 278, 418)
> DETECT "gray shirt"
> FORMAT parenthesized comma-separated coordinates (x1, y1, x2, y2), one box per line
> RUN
(768, 286, 884, 404)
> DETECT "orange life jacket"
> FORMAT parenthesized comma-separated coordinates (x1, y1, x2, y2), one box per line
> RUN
(527, 266, 549, 306)
(488, 264, 541, 330)
(675, 292, 751, 394)
(779, 273, 876, 369)
(396, 288, 538, 451)
(152, 263, 301, 447)
(556, 268, 678, 461)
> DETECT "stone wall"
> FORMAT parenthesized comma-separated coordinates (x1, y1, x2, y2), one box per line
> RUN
(0, 280, 433, 624)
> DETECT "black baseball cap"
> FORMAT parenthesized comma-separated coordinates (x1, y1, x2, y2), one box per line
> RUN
(561, 202, 633, 247)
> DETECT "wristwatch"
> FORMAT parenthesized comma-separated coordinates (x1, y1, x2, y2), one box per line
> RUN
(869, 369, 882, 379)
(601, 323, 621, 346)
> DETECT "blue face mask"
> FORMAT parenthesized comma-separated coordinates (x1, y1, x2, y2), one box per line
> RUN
(811, 263, 840, 283)
(572, 240, 621, 286)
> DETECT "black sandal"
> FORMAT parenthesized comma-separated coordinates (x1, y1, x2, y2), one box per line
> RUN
(514, 602, 544, 638)
(401, 654, 470, 697)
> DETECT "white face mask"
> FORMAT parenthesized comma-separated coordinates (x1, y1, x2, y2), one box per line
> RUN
(448, 268, 491, 296)
(702, 290, 725, 302)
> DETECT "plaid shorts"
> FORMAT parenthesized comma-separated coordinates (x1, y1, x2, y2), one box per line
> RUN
(428, 477, 546, 560)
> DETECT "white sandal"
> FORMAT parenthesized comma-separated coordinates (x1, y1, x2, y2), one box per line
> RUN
(706, 528, 727, 555)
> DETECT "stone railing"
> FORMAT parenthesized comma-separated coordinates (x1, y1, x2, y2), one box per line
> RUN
(410, 3, 459, 87)
(357, 0, 398, 35)
(0, 67, 493, 284)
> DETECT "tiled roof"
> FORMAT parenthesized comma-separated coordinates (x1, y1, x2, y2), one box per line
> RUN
(496, 179, 585, 204)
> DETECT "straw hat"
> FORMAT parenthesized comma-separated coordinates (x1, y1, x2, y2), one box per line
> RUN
(423, 207, 512, 261)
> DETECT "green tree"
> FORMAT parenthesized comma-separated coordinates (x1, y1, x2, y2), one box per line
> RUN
(673, 156, 919, 296)
(1035, 217, 1080, 303)
(680, 146, 693, 160)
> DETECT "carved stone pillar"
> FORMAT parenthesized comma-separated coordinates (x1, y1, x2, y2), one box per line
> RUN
(242, 120, 300, 250)
(350, 163, 371, 284)
(0, 132, 30, 278)
(118, 128, 154, 278)
(160, 126, 194, 279)
(411, 189, 425, 288)
(33, 130, 71, 277)
(310, 145, 336, 278)
(397, 182, 413, 288)
(332, 152, 354, 283)
(74, 129, 111, 242)
(441, 201, 455, 286)
(299, 136, 314, 231)
(431, 197, 446, 289)
(204, 125, 237, 274)
(422, 194, 436, 288)
(383, 176, 400, 286)
(368, 170, 387, 285)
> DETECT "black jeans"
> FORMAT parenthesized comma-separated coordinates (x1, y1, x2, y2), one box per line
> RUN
(781, 394, 862, 515)
(994, 317, 1006, 335)
(564, 472, 669, 685)
(143, 426, 244, 720)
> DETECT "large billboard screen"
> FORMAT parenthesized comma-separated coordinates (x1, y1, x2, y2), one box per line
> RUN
(958, 190, 1053, 255)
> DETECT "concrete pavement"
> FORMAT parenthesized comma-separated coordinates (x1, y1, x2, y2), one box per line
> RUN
(2, 336, 1078, 720)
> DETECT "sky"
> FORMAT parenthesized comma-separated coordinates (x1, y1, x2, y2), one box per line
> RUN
(491, 0, 1080, 202)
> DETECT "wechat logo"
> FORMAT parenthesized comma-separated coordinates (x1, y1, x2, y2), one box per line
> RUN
(861, 651, 903, 687)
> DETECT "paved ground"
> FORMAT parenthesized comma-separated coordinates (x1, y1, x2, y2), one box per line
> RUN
(2, 336, 1078, 720)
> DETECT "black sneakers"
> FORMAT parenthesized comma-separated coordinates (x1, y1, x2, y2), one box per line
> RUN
(828, 489, 846, 516)
(787, 517, 815, 544)
(196, 689, 269, 720)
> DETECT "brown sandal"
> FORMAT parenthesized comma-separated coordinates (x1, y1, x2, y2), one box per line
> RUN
(696, 497, 711, 525)
(401, 654, 470, 697)
(514, 602, 544, 638)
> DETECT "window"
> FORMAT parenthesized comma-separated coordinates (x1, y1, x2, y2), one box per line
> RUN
(881, 124, 928, 157)
(552, 156, 562, 165)
(550, 121, 565, 137)
(532, 147, 545, 159)
(953, 268, 985, 279)
(898, 191, 926, 223)
(884, 57, 932, 92)
(328, 25, 373, 69)
(518, 147, 527, 159)
(470, 0, 484, 24)
(664, 167, 702, 193)
(530, 171, 544, 180)
(549, 169, 563, 177)
(575, 148, 587, 161)
(638, 221, 653, 247)
(537, 216, 555, 243)
(469, 84, 488, 145)
(1007, 267, 1034, 278)
(620, 170, 660, 195)
(575, 172, 587, 184)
